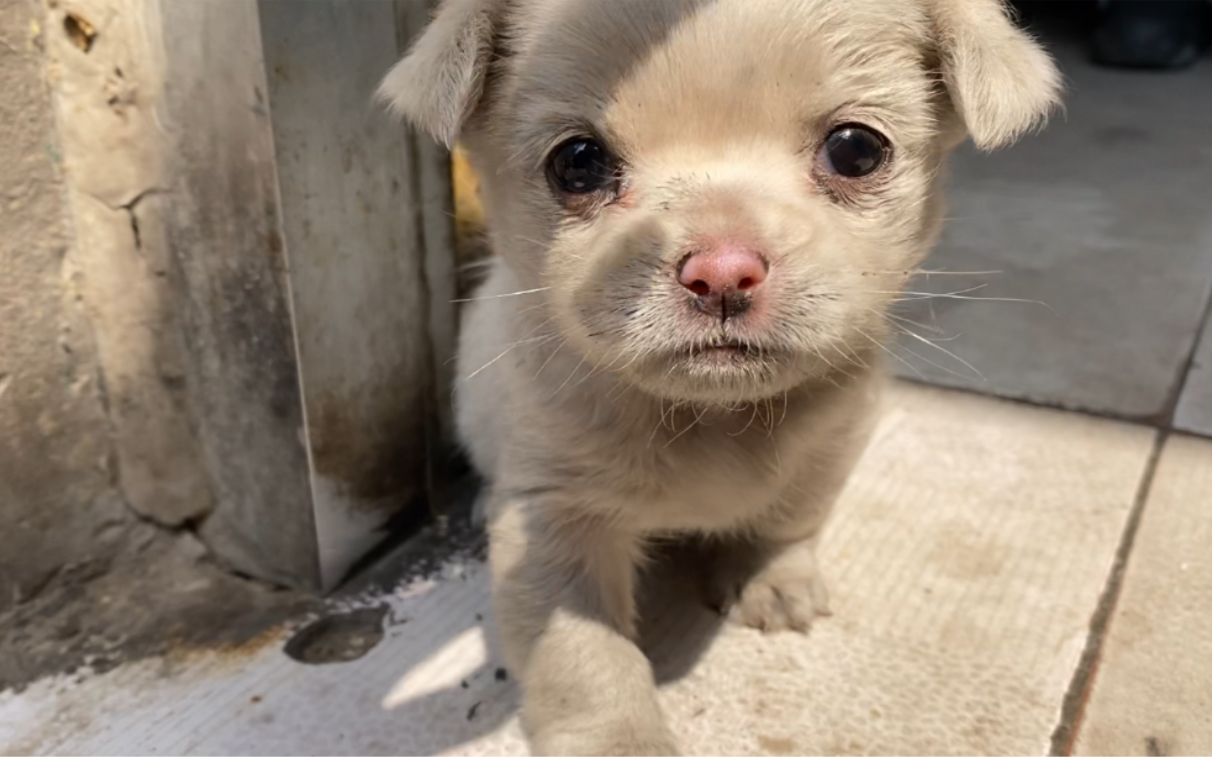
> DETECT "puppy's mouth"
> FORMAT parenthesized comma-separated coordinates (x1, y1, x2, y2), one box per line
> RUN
(678, 339, 768, 366)
(626, 334, 803, 402)
(692, 339, 749, 355)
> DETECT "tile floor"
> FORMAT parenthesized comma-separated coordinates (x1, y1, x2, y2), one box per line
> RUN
(890, 25, 1212, 426)
(4, 383, 1211, 756)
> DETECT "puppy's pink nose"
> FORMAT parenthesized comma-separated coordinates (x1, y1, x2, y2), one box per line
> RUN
(677, 245, 768, 297)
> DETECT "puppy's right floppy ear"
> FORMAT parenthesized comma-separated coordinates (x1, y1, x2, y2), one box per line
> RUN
(930, 0, 1062, 150)
(377, 0, 499, 148)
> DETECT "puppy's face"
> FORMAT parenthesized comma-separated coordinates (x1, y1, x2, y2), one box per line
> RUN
(383, 0, 1061, 405)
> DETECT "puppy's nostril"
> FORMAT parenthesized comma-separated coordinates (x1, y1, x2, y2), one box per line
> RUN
(737, 276, 756, 291)
(688, 279, 711, 296)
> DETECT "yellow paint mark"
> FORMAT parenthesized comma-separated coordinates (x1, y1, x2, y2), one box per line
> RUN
(452, 145, 485, 246)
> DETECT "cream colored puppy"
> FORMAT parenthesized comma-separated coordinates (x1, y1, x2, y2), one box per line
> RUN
(381, 1, 1059, 754)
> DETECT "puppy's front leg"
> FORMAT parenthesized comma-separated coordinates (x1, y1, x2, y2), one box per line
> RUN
(708, 409, 875, 633)
(490, 503, 677, 756)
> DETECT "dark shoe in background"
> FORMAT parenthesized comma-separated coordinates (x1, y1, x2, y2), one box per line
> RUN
(1092, 0, 1207, 70)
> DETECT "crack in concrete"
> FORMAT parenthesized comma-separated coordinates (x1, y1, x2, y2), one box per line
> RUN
(125, 205, 140, 249)
(1049, 430, 1168, 755)
(83, 187, 168, 251)
(117, 188, 167, 251)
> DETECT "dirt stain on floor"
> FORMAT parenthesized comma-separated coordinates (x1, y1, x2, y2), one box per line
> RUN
(0, 521, 319, 694)
(283, 605, 388, 665)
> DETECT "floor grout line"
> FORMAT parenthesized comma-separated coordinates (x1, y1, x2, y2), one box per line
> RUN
(1048, 428, 1168, 756)
(895, 267, 1212, 436)
(894, 375, 1170, 431)
(1161, 273, 1212, 428)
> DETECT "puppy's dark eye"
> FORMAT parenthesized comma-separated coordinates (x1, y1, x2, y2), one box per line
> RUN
(547, 138, 617, 195)
(819, 125, 889, 178)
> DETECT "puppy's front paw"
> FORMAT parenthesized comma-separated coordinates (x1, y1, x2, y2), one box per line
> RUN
(729, 567, 830, 633)
(707, 542, 831, 633)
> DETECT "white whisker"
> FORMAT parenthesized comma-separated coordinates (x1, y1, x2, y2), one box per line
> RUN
(533, 338, 566, 380)
(728, 402, 762, 437)
(914, 268, 1003, 277)
(874, 284, 1054, 313)
(551, 356, 586, 398)
(452, 286, 550, 303)
(894, 328, 983, 382)
(664, 404, 706, 448)
(854, 326, 925, 380)
(463, 337, 543, 382)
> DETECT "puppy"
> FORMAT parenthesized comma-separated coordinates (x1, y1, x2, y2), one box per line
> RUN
(380, 1, 1059, 754)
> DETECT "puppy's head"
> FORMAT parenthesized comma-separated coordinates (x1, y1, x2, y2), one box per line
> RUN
(381, 0, 1060, 405)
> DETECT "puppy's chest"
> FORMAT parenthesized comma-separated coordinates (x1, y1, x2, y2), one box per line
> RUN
(596, 425, 806, 534)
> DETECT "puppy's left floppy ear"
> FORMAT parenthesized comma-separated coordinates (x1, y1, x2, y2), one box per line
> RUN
(930, 0, 1062, 150)
(377, 0, 500, 148)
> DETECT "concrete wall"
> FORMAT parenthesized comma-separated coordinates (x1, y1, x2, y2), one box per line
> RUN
(1, 0, 456, 603)
(0, 0, 134, 615)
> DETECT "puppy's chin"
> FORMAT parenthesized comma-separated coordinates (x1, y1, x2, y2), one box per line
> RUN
(619, 346, 823, 406)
